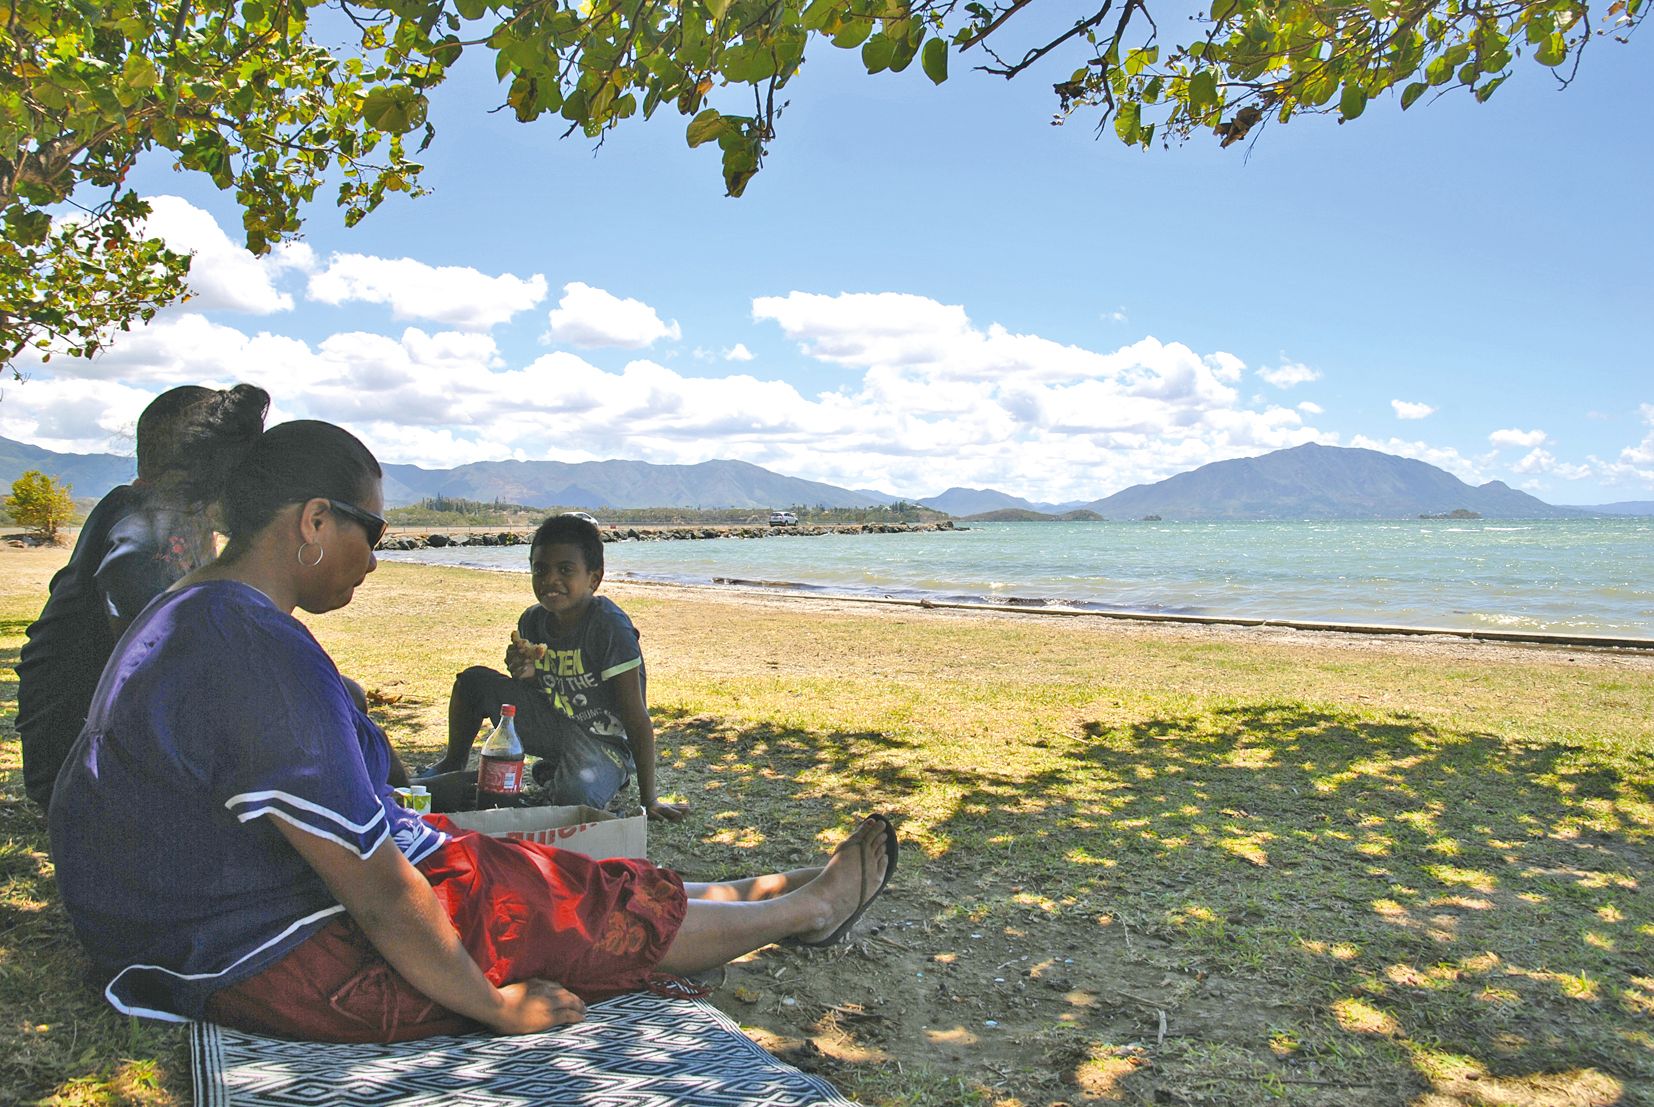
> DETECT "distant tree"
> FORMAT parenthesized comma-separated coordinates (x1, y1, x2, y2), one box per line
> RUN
(5, 469, 75, 541)
(4, 0, 1641, 369)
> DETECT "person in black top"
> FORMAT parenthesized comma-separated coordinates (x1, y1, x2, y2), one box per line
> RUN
(16, 383, 270, 810)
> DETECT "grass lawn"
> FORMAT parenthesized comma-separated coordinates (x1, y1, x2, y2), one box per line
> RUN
(3, 546, 1651, 1105)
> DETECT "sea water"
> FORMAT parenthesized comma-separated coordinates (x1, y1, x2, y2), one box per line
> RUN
(378, 518, 1654, 638)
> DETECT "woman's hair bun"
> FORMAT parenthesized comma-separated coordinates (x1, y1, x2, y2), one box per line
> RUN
(213, 384, 272, 440)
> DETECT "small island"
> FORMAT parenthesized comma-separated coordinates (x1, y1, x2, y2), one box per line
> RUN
(959, 508, 1106, 522)
(1420, 508, 1482, 519)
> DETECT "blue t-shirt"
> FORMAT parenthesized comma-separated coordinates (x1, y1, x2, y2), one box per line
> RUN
(518, 596, 644, 761)
(48, 581, 446, 1022)
(17, 484, 216, 807)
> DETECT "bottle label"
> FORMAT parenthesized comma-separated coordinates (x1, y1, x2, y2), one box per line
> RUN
(478, 756, 524, 796)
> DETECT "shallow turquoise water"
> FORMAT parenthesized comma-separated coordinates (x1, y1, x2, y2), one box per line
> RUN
(379, 518, 1654, 637)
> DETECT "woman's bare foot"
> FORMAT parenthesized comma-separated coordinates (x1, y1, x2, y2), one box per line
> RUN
(791, 816, 892, 945)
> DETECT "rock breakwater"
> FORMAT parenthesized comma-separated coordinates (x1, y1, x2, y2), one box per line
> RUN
(377, 520, 957, 551)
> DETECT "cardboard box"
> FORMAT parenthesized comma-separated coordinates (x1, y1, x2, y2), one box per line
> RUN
(445, 804, 647, 860)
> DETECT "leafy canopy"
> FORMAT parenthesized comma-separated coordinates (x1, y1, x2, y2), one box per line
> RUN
(2, 0, 1642, 368)
(5, 469, 76, 539)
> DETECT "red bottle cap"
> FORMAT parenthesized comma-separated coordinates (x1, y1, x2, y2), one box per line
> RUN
(500, 704, 517, 716)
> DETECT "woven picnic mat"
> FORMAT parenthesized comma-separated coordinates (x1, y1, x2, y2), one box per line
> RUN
(191, 991, 856, 1106)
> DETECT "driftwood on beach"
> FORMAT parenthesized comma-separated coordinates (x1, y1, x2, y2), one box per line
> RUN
(377, 520, 957, 551)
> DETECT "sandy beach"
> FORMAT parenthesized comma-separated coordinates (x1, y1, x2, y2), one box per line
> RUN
(4, 540, 1652, 1106)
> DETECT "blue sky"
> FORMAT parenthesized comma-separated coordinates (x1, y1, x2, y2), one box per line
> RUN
(3, 27, 1649, 507)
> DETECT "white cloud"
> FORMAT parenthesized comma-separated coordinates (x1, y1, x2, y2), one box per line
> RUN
(1623, 403, 1654, 466)
(1203, 352, 1245, 383)
(307, 254, 546, 330)
(1103, 307, 1129, 323)
(0, 377, 160, 458)
(1257, 362, 1321, 388)
(1298, 401, 1324, 415)
(724, 343, 754, 362)
(544, 282, 681, 348)
(1347, 435, 1484, 483)
(141, 196, 308, 314)
(1391, 399, 1436, 420)
(1512, 448, 1592, 480)
(1489, 427, 1548, 449)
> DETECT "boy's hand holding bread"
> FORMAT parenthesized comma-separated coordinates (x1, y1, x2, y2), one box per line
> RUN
(506, 630, 547, 680)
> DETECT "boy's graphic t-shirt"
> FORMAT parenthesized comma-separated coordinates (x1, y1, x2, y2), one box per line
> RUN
(517, 596, 645, 763)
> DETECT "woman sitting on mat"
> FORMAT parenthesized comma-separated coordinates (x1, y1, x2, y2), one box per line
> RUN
(48, 419, 896, 1043)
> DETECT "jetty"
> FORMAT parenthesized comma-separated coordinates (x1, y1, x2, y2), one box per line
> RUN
(377, 520, 957, 550)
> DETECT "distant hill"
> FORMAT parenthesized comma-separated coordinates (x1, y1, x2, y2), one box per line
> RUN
(378, 458, 892, 510)
(0, 435, 136, 496)
(1082, 444, 1586, 520)
(0, 434, 896, 510)
(961, 508, 1106, 522)
(1582, 501, 1654, 516)
(3, 434, 1606, 521)
(919, 486, 1083, 516)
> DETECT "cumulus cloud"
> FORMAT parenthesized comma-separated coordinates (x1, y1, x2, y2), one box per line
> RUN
(743, 291, 1322, 500)
(1391, 399, 1436, 420)
(1298, 401, 1324, 415)
(307, 254, 546, 330)
(140, 196, 309, 314)
(1623, 403, 1654, 465)
(544, 282, 681, 348)
(1512, 448, 1592, 480)
(0, 377, 163, 457)
(1489, 427, 1548, 449)
(1204, 352, 1245, 383)
(1257, 362, 1321, 388)
(1347, 435, 1487, 483)
(724, 343, 754, 362)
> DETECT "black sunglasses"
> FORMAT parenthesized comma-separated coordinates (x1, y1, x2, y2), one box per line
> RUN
(326, 499, 388, 546)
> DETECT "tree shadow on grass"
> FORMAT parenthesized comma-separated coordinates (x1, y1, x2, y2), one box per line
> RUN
(1052, 703, 1653, 1102)
(1, 641, 22, 795)
(649, 700, 1653, 1105)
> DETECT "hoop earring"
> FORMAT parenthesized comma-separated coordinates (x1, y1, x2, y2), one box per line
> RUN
(297, 541, 325, 568)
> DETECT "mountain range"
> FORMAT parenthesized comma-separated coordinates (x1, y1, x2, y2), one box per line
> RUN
(2, 433, 1644, 519)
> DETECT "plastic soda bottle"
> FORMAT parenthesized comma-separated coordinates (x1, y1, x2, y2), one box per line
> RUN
(476, 705, 525, 809)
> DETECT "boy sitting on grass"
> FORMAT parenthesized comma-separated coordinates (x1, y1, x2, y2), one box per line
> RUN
(419, 514, 686, 821)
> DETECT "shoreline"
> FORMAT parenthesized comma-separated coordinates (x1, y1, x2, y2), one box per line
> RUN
(618, 577, 1654, 652)
(597, 577, 1654, 659)
(373, 548, 1654, 654)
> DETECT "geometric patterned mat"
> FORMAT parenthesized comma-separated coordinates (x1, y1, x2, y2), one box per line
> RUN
(191, 991, 857, 1106)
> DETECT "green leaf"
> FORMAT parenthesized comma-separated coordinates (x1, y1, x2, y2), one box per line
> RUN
(1474, 74, 1508, 102)
(921, 38, 948, 85)
(862, 32, 896, 73)
(1338, 84, 1367, 120)
(1535, 32, 1568, 66)
(362, 85, 427, 133)
(833, 19, 873, 49)
(1400, 81, 1427, 109)
(706, 0, 731, 21)
(686, 108, 724, 147)
(802, 0, 837, 31)
(122, 52, 159, 91)
(1114, 100, 1141, 144)
(1189, 68, 1218, 109)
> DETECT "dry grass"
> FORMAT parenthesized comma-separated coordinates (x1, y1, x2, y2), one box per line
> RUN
(3, 547, 1652, 1105)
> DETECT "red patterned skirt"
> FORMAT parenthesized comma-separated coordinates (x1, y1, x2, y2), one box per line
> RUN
(206, 818, 686, 1042)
